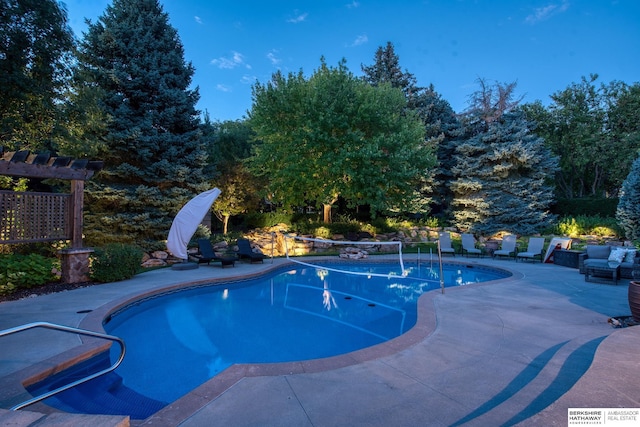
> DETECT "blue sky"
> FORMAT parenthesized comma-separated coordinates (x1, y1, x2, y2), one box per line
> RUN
(64, 0, 639, 122)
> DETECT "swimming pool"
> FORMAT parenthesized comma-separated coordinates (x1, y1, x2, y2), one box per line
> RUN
(30, 260, 509, 418)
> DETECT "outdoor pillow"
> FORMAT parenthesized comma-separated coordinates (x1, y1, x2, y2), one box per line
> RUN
(624, 249, 638, 263)
(608, 248, 626, 263)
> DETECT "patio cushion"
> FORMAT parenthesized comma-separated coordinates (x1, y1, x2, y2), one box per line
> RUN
(608, 248, 627, 263)
(586, 245, 611, 259)
(624, 249, 637, 263)
(583, 259, 612, 269)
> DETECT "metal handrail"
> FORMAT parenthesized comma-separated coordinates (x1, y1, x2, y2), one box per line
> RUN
(437, 239, 445, 294)
(0, 321, 126, 411)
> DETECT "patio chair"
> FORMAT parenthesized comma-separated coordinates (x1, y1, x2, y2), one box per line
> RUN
(437, 232, 456, 256)
(196, 238, 237, 267)
(237, 238, 266, 263)
(461, 234, 483, 257)
(493, 234, 517, 260)
(516, 237, 546, 263)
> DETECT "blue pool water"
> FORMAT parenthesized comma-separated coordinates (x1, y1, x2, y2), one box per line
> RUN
(30, 261, 509, 418)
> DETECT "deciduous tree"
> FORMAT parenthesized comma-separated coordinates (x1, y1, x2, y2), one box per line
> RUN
(522, 75, 640, 199)
(361, 42, 459, 217)
(249, 59, 435, 223)
(204, 118, 260, 234)
(0, 0, 74, 150)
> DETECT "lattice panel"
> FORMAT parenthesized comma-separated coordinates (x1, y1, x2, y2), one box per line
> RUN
(0, 191, 71, 243)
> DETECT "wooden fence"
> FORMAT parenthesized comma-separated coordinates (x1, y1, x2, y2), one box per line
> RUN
(0, 190, 71, 243)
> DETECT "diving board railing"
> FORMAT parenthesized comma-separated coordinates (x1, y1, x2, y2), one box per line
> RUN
(0, 321, 126, 411)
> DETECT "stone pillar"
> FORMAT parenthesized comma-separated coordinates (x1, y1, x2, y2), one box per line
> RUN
(59, 248, 94, 284)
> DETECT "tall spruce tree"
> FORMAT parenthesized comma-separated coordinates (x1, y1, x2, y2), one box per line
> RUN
(361, 41, 418, 99)
(77, 0, 207, 246)
(450, 80, 558, 236)
(616, 155, 640, 243)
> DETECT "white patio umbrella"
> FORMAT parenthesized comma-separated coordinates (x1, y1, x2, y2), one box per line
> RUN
(167, 188, 221, 261)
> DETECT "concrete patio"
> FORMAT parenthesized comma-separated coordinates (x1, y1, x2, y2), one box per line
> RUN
(0, 255, 639, 426)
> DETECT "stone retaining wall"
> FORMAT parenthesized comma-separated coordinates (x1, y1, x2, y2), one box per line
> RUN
(143, 224, 450, 267)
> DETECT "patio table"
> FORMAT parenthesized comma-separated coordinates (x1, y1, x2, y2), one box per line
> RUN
(585, 261, 620, 284)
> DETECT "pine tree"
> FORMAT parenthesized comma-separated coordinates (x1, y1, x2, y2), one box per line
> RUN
(617, 155, 640, 242)
(361, 41, 418, 98)
(450, 110, 559, 236)
(77, 0, 207, 246)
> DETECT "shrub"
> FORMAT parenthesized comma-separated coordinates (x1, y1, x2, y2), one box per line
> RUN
(313, 226, 331, 239)
(90, 243, 143, 283)
(244, 212, 294, 229)
(553, 215, 622, 238)
(0, 254, 57, 295)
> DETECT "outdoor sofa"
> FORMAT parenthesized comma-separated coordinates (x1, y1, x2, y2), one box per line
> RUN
(578, 245, 640, 279)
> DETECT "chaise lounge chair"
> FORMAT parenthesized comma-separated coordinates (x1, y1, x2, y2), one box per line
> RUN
(195, 238, 238, 267)
(461, 233, 483, 257)
(493, 234, 517, 260)
(438, 232, 456, 257)
(237, 238, 266, 263)
(516, 237, 546, 263)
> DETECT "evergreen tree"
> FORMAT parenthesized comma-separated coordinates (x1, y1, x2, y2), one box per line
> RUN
(77, 0, 207, 246)
(617, 155, 640, 242)
(0, 0, 74, 150)
(451, 80, 558, 236)
(361, 41, 418, 98)
(411, 85, 460, 217)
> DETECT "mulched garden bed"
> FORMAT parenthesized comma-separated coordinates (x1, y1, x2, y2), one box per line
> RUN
(608, 316, 640, 328)
(0, 281, 97, 303)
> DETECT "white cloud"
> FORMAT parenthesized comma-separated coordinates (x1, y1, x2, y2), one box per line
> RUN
(194, 16, 202, 24)
(216, 84, 232, 92)
(240, 75, 257, 85)
(349, 34, 368, 47)
(346, 1, 360, 9)
(211, 51, 251, 70)
(267, 49, 281, 65)
(287, 11, 308, 23)
(525, 1, 570, 24)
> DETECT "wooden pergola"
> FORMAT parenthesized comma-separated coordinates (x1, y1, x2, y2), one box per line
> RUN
(0, 148, 103, 282)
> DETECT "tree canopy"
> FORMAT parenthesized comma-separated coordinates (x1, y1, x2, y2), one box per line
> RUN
(0, 0, 74, 150)
(204, 118, 261, 234)
(361, 42, 459, 217)
(522, 75, 640, 199)
(249, 59, 436, 223)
